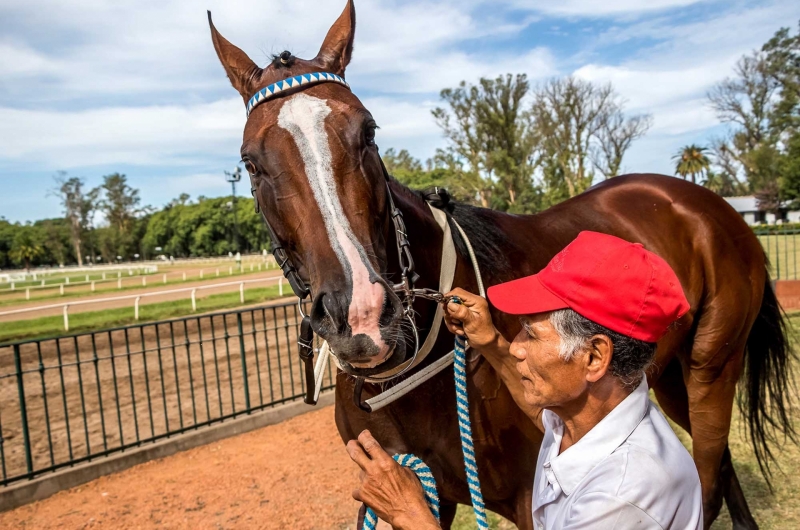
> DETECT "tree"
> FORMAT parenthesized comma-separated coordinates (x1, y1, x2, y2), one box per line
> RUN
(531, 77, 651, 198)
(98, 173, 143, 259)
(10, 226, 44, 271)
(432, 74, 537, 210)
(708, 22, 800, 209)
(52, 173, 98, 266)
(673, 145, 711, 183)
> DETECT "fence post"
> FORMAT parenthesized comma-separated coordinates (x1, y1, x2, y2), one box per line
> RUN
(250, 264, 253, 272)
(26, 287, 30, 300)
(240, 282, 245, 303)
(229, 266, 233, 275)
(65, 277, 69, 285)
(118, 271, 121, 278)
(279, 277, 283, 297)
(142, 277, 147, 287)
(91, 281, 95, 292)
(135, 297, 141, 320)
(85, 274, 89, 282)
(102, 272, 106, 280)
(258, 263, 262, 271)
(200, 270, 204, 279)
(13, 344, 34, 476)
(41, 279, 45, 287)
(191, 289, 197, 311)
(10, 282, 14, 291)
(216, 268, 219, 277)
(118, 278, 122, 289)
(163, 273, 167, 284)
(60, 284, 64, 296)
(183, 272, 187, 281)
(128, 269, 133, 276)
(33, 273, 37, 280)
(63, 305, 69, 331)
(237, 313, 251, 411)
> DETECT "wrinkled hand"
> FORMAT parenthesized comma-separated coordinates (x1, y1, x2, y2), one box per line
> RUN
(347, 430, 439, 529)
(442, 288, 500, 349)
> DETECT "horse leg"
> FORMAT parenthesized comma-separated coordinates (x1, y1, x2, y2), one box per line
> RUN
(686, 351, 746, 529)
(720, 446, 758, 529)
(438, 502, 458, 530)
(654, 358, 758, 529)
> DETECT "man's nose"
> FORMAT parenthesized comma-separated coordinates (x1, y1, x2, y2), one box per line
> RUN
(509, 340, 526, 361)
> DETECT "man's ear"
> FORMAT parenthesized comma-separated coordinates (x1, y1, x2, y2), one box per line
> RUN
(584, 334, 613, 383)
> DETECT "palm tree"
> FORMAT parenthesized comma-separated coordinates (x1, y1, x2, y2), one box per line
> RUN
(673, 144, 711, 184)
(10, 229, 44, 272)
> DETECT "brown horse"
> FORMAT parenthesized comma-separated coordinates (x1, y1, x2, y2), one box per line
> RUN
(209, 2, 796, 528)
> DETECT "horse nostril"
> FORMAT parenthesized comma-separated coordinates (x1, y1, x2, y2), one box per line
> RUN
(312, 291, 347, 334)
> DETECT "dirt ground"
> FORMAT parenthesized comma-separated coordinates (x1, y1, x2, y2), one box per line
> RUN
(0, 404, 370, 530)
(0, 300, 331, 484)
(0, 270, 284, 323)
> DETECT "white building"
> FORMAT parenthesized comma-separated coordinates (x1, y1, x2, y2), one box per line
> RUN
(723, 196, 800, 225)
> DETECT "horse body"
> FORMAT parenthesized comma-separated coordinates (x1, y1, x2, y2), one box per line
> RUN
(210, 3, 794, 527)
(334, 174, 770, 528)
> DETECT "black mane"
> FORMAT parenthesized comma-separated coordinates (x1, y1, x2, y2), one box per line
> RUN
(400, 184, 517, 281)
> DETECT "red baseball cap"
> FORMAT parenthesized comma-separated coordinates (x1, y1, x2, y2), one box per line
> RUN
(487, 231, 690, 342)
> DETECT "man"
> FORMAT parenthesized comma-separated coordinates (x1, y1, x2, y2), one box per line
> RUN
(347, 231, 703, 529)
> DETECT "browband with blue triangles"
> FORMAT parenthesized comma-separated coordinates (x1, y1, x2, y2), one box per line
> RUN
(245, 72, 350, 117)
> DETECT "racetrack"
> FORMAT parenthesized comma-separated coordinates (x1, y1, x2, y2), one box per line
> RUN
(0, 270, 284, 324)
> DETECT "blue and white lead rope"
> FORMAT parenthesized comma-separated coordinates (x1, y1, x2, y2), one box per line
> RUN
(453, 334, 490, 529)
(363, 334, 489, 530)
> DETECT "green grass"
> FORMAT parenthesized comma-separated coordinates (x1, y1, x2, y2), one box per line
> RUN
(0, 285, 287, 344)
(0, 268, 275, 308)
(453, 315, 800, 529)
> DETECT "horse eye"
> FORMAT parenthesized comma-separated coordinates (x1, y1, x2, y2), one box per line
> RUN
(364, 122, 377, 146)
(243, 160, 257, 176)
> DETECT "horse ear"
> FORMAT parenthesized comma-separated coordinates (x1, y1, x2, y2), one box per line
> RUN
(315, 0, 356, 76)
(208, 11, 262, 101)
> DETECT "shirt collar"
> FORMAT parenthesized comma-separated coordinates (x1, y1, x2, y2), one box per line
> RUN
(546, 378, 650, 496)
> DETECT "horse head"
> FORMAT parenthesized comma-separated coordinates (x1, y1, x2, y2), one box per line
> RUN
(209, 1, 411, 375)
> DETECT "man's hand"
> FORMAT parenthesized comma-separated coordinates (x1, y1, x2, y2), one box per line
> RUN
(347, 430, 440, 530)
(442, 288, 501, 349)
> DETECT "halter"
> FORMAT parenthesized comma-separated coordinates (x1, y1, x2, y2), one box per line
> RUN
(244, 71, 446, 405)
(246, 72, 349, 117)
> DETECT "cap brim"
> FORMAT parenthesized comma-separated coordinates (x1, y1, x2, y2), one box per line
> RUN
(487, 274, 569, 315)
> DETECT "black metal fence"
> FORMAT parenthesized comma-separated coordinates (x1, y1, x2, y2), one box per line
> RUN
(753, 226, 800, 280)
(0, 300, 334, 487)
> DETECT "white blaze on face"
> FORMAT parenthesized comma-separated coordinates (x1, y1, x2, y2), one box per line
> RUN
(278, 93, 388, 360)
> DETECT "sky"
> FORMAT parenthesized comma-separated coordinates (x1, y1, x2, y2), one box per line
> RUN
(1, 0, 799, 224)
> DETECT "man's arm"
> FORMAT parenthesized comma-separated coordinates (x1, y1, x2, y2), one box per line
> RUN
(443, 288, 543, 430)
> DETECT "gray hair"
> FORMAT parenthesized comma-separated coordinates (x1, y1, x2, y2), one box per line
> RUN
(548, 309, 657, 390)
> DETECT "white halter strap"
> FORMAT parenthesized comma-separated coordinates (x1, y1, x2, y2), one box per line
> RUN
(313, 207, 486, 410)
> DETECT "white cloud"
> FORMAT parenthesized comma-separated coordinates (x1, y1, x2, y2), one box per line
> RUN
(506, 0, 711, 17)
(0, 98, 245, 168)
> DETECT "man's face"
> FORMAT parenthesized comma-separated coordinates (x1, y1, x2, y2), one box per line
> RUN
(509, 312, 589, 409)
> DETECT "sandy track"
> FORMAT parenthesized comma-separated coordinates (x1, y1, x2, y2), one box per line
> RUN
(0, 405, 369, 530)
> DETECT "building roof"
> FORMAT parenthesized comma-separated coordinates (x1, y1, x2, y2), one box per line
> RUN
(723, 196, 758, 213)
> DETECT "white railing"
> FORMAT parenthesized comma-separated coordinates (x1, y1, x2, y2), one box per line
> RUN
(0, 261, 279, 296)
(0, 277, 288, 331)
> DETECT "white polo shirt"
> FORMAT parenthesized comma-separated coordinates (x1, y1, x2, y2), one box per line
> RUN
(532, 379, 703, 529)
